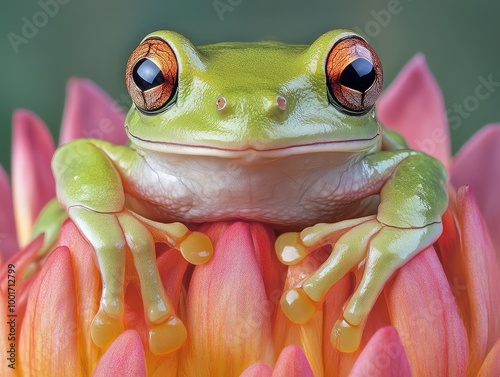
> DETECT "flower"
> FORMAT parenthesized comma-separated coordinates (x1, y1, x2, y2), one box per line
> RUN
(1, 56, 500, 376)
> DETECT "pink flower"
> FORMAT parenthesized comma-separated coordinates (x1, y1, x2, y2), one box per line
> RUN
(0, 56, 499, 376)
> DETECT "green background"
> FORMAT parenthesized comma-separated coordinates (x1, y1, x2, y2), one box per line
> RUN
(1, 0, 499, 172)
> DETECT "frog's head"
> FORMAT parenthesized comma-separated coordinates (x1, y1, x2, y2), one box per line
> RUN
(124, 29, 383, 162)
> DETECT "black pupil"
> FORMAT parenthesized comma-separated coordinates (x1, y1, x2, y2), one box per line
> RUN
(132, 58, 165, 91)
(339, 58, 375, 92)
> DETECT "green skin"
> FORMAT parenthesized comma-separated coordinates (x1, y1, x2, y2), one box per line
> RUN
(48, 29, 447, 352)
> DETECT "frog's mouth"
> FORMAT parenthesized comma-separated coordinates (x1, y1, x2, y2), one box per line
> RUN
(126, 128, 379, 163)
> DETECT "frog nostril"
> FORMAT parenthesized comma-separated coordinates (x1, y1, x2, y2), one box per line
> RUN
(276, 95, 287, 111)
(216, 96, 227, 111)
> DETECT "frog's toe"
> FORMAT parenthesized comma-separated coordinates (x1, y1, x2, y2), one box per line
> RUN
(149, 315, 188, 354)
(331, 223, 443, 352)
(279, 219, 381, 324)
(91, 309, 125, 349)
(130, 214, 214, 265)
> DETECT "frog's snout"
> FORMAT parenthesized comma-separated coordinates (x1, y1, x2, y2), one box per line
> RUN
(215, 94, 288, 114)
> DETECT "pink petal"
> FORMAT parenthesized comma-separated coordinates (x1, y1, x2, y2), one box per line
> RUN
(378, 54, 451, 171)
(180, 222, 274, 376)
(349, 326, 411, 377)
(477, 337, 500, 377)
(93, 330, 147, 377)
(0, 166, 18, 260)
(19, 247, 82, 376)
(384, 246, 468, 377)
(438, 186, 500, 375)
(59, 78, 127, 145)
(451, 124, 500, 264)
(240, 363, 273, 377)
(272, 345, 314, 377)
(12, 110, 55, 246)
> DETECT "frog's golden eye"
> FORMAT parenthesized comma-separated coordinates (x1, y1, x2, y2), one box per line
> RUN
(126, 38, 178, 112)
(326, 37, 383, 113)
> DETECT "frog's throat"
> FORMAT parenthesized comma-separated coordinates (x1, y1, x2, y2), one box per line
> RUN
(125, 127, 379, 163)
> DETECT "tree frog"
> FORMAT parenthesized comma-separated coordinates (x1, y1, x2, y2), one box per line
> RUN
(51, 29, 448, 354)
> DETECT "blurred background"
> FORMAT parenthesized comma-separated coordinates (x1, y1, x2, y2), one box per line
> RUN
(1, 0, 499, 171)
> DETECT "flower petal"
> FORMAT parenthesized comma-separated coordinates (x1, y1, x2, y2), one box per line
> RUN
(56, 221, 102, 371)
(322, 274, 392, 376)
(93, 330, 147, 377)
(19, 246, 82, 376)
(0, 166, 19, 261)
(12, 110, 55, 246)
(272, 345, 314, 377)
(437, 186, 500, 375)
(240, 363, 273, 377)
(273, 252, 326, 377)
(384, 246, 468, 377)
(451, 124, 500, 263)
(477, 337, 500, 377)
(59, 78, 127, 145)
(180, 222, 275, 376)
(377, 54, 451, 170)
(348, 326, 411, 377)
(0, 235, 43, 329)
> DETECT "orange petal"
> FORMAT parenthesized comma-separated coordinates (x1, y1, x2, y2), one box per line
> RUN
(377, 54, 451, 171)
(240, 363, 273, 377)
(12, 110, 55, 246)
(56, 221, 102, 371)
(93, 330, 147, 377)
(180, 222, 275, 376)
(348, 326, 411, 377)
(438, 186, 500, 375)
(59, 78, 127, 145)
(0, 235, 43, 332)
(477, 337, 500, 377)
(19, 247, 82, 376)
(323, 279, 392, 377)
(384, 246, 468, 376)
(273, 251, 326, 377)
(272, 345, 314, 377)
(0, 237, 40, 377)
(0, 166, 18, 260)
(451, 124, 500, 266)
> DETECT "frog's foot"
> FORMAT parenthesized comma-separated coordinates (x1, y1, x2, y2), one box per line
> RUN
(275, 217, 442, 353)
(69, 207, 213, 354)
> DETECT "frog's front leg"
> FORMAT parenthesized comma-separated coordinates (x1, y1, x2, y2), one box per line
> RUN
(52, 139, 213, 354)
(276, 150, 448, 352)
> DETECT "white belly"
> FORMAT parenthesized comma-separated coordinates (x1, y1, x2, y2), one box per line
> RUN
(125, 150, 377, 229)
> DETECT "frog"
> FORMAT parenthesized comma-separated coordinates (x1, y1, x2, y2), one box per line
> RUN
(50, 29, 448, 355)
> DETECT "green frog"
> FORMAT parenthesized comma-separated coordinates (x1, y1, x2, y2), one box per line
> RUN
(49, 29, 448, 354)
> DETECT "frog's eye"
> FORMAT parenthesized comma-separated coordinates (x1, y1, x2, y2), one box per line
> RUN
(326, 37, 383, 113)
(126, 38, 178, 112)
